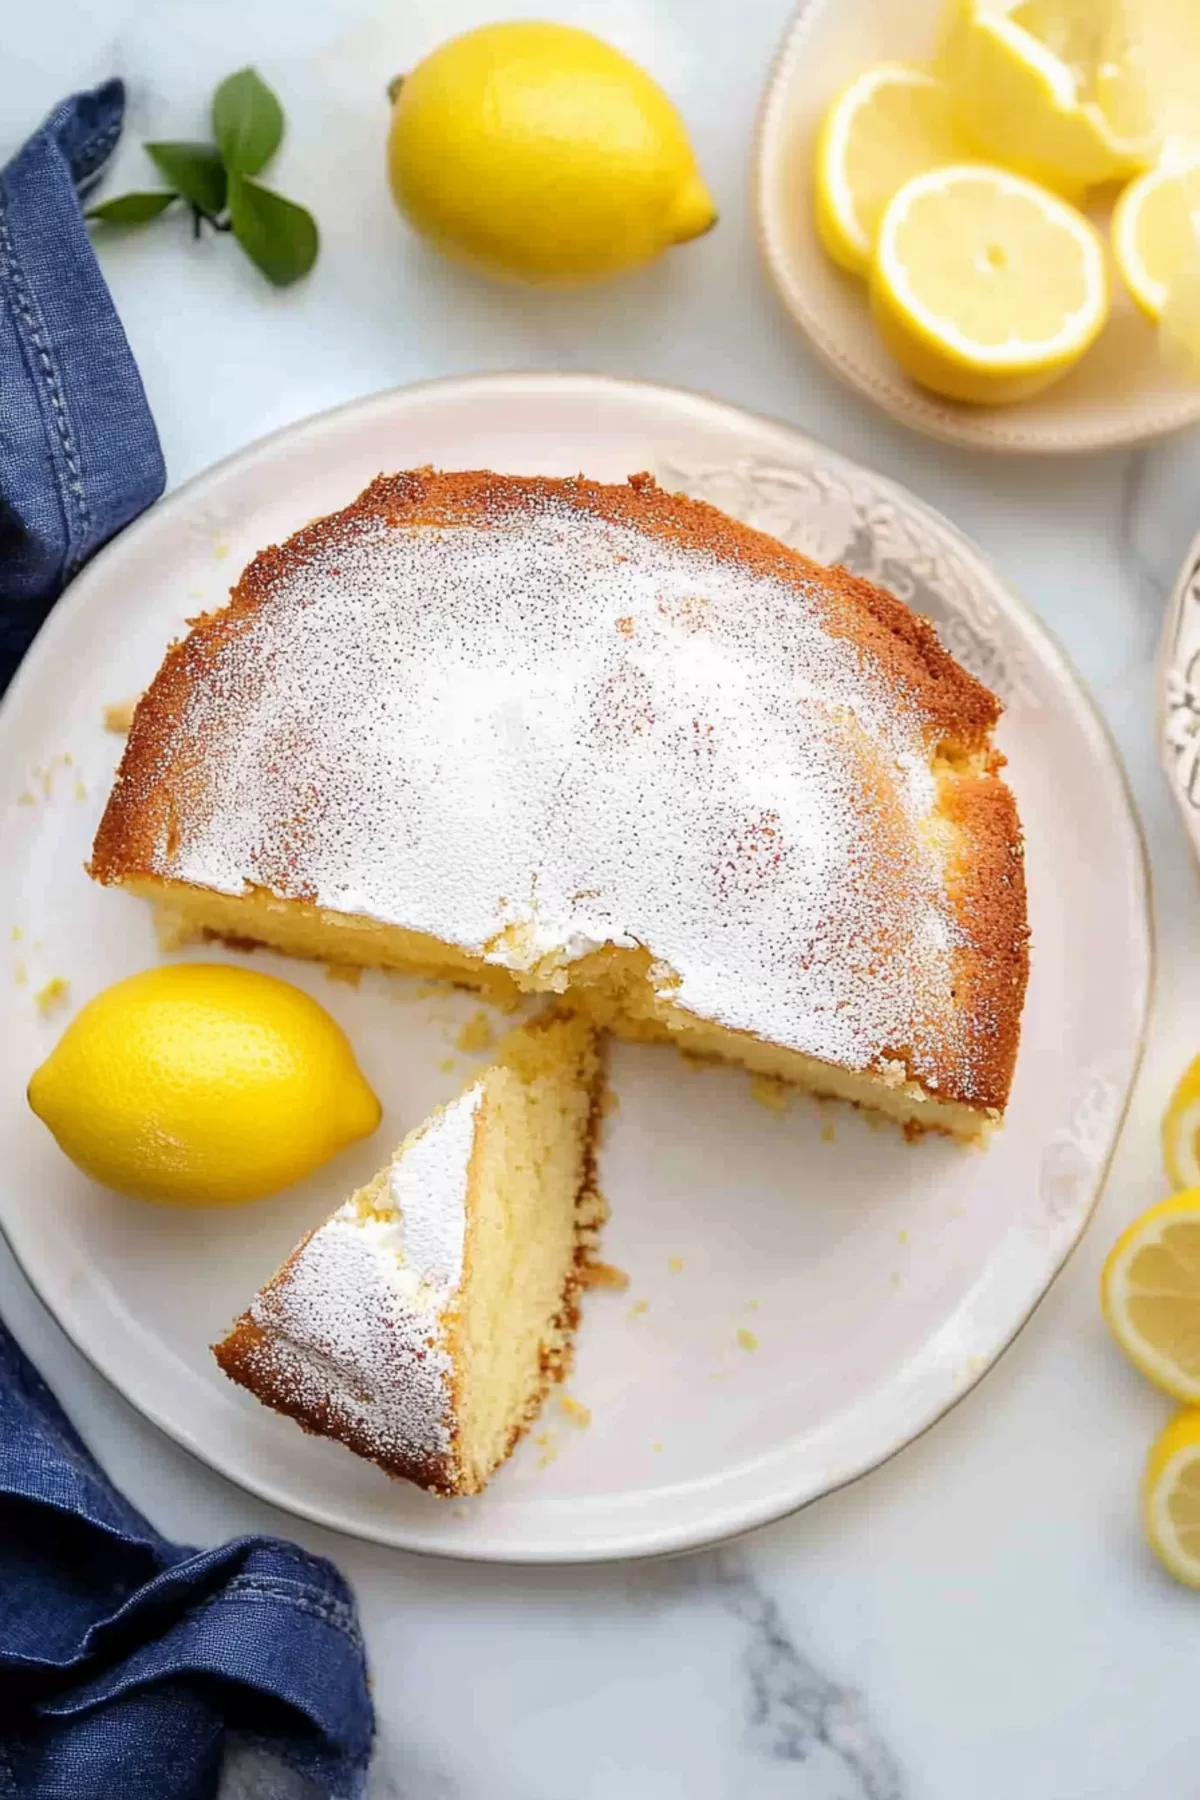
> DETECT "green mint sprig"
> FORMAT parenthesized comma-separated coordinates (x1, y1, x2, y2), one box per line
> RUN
(87, 68, 318, 288)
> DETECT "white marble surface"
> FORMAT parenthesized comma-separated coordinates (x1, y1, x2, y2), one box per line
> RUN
(6, 2, 1200, 1795)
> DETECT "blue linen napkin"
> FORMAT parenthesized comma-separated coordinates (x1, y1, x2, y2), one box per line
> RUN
(0, 84, 375, 1798)
(0, 1319, 374, 1798)
(0, 79, 165, 688)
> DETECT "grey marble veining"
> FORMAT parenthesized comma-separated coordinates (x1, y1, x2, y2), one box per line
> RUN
(715, 1558, 903, 1800)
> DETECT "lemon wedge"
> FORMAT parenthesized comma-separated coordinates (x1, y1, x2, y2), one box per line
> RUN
(814, 65, 970, 277)
(1144, 1408, 1200, 1589)
(870, 163, 1109, 403)
(28, 963, 381, 1206)
(939, 1, 1154, 196)
(1101, 1191, 1200, 1404)
(1162, 1053, 1200, 1190)
(1112, 155, 1200, 321)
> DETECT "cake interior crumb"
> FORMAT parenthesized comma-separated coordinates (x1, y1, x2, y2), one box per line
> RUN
(750, 1074, 789, 1114)
(579, 1260, 629, 1291)
(456, 1010, 497, 1054)
(103, 699, 138, 735)
(325, 963, 362, 987)
(35, 977, 69, 1017)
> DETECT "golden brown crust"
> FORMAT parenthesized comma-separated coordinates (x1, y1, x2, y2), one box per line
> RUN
(212, 1297, 462, 1496)
(935, 765, 1029, 1114)
(91, 469, 1026, 1114)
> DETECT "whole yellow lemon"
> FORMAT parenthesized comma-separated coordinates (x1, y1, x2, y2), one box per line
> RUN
(386, 20, 716, 285)
(27, 963, 381, 1207)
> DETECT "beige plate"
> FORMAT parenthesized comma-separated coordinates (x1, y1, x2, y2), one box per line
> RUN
(755, 0, 1200, 454)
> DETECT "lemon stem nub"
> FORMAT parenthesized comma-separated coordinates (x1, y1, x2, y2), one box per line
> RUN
(666, 176, 718, 245)
(387, 74, 405, 104)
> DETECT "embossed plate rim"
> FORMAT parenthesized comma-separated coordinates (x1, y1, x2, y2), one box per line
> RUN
(0, 374, 1152, 1561)
(1158, 527, 1200, 856)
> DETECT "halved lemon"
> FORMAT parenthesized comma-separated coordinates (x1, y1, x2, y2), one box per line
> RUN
(871, 163, 1109, 404)
(1101, 1191, 1200, 1404)
(1144, 1408, 1200, 1589)
(814, 65, 970, 278)
(939, 1, 1154, 196)
(1112, 156, 1200, 322)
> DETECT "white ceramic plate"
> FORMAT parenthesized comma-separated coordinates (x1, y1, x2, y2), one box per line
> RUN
(0, 375, 1150, 1562)
(755, 0, 1200, 454)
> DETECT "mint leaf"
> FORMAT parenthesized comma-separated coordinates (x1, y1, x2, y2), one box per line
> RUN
(227, 174, 318, 286)
(145, 142, 227, 218)
(86, 191, 179, 224)
(212, 68, 284, 176)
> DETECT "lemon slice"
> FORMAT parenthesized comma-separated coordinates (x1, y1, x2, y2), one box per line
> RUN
(939, 1, 1154, 195)
(1112, 156, 1200, 321)
(1101, 1192, 1200, 1403)
(1144, 1408, 1200, 1589)
(871, 163, 1109, 404)
(1161, 1052, 1200, 1190)
(814, 65, 970, 278)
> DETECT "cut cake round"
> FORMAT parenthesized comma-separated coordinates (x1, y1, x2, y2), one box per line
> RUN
(90, 469, 1029, 1138)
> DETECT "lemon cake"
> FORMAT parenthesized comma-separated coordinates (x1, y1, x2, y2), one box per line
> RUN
(213, 1012, 605, 1496)
(90, 469, 1028, 1138)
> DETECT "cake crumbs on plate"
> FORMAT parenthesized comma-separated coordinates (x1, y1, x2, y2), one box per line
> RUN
(737, 1327, 759, 1352)
(16, 791, 35, 807)
(559, 1395, 592, 1428)
(652, 1440, 663, 1453)
(34, 978, 69, 1017)
(745, 1298, 760, 1313)
(103, 699, 138, 735)
(437, 1056, 457, 1074)
(750, 1074, 789, 1114)
(13, 960, 27, 987)
(10, 926, 20, 942)
(628, 1298, 649, 1319)
(456, 1010, 496, 1053)
(898, 1228, 909, 1246)
(325, 964, 362, 987)
(891, 1271, 903, 1289)
(820, 1121, 836, 1143)
(579, 1260, 629, 1291)
(534, 1428, 558, 1469)
(667, 1256, 684, 1273)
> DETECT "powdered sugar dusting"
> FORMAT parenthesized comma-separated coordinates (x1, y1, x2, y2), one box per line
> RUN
(247, 1083, 483, 1466)
(147, 496, 976, 1092)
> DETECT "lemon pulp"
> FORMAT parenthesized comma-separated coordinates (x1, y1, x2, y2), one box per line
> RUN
(814, 65, 970, 277)
(871, 163, 1109, 404)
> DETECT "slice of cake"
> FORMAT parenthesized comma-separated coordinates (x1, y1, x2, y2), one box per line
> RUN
(90, 468, 1029, 1139)
(213, 1012, 605, 1497)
